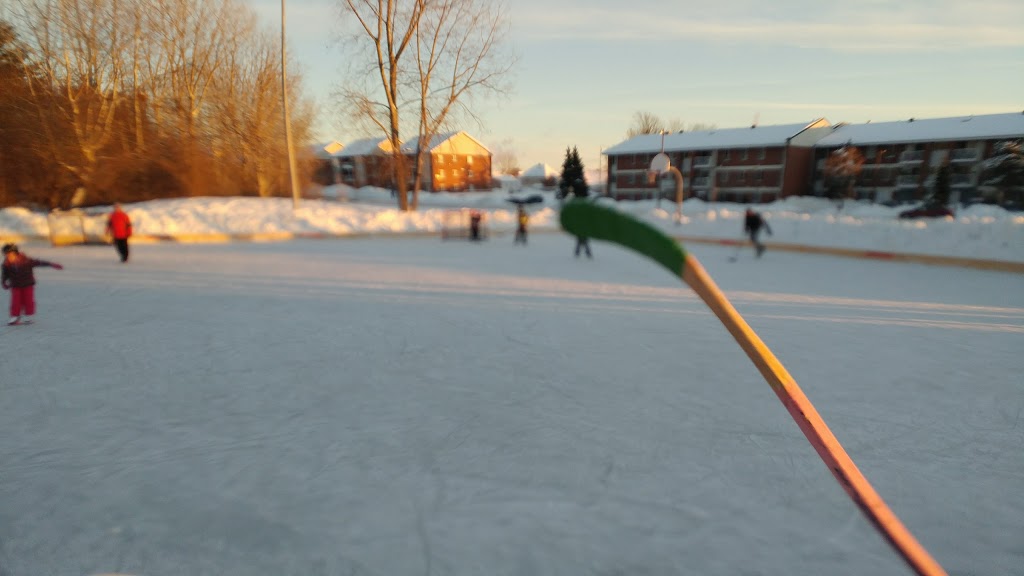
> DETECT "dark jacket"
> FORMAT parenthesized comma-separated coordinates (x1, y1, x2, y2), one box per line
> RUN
(2, 255, 58, 288)
(744, 211, 771, 235)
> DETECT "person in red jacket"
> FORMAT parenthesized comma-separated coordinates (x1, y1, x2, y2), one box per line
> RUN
(106, 203, 133, 262)
(2, 243, 63, 325)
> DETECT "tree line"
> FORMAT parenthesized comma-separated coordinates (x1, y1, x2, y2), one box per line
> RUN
(0, 0, 315, 210)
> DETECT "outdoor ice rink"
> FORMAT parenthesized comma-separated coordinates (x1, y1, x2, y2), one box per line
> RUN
(2, 233, 1022, 576)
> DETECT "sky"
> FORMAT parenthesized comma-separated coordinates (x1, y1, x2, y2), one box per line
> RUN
(245, 0, 1024, 178)
(1, 193, 1022, 575)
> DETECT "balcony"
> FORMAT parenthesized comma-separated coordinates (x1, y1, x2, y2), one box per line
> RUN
(949, 148, 980, 162)
(896, 175, 920, 187)
(951, 174, 973, 187)
(693, 156, 713, 168)
(693, 177, 710, 188)
(899, 150, 924, 164)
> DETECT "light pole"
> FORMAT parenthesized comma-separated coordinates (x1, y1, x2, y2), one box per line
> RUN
(281, 0, 301, 209)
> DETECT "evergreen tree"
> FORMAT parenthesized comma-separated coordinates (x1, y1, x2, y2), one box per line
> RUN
(931, 162, 951, 207)
(558, 146, 589, 199)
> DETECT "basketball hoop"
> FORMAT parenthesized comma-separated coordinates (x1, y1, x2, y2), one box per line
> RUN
(649, 152, 670, 174)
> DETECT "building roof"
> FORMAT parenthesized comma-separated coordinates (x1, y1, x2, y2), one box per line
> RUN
(815, 112, 1024, 147)
(311, 141, 344, 159)
(337, 137, 392, 157)
(602, 120, 829, 155)
(521, 163, 558, 178)
(400, 131, 491, 154)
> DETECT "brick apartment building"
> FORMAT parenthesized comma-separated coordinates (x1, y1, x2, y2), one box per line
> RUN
(811, 112, 1024, 204)
(603, 112, 1024, 204)
(321, 131, 492, 192)
(602, 120, 832, 202)
(336, 137, 394, 189)
(401, 131, 492, 192)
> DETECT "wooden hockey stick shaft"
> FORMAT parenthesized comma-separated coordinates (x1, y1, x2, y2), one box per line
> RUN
(682, 256, 947, 576)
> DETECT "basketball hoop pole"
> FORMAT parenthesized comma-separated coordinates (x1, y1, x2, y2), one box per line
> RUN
(649, 147, 684, 224)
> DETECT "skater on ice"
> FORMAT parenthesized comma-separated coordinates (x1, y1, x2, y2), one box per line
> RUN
(469, 210, 483, 241)
(1, 243, 63, 325)
(574, 235, 592, 258)
(743, 207, 772, 258)
(514, 205, 528, 245)
(107, 203, 133, 262)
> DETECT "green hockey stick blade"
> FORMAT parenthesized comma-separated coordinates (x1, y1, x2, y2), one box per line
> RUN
(560, 200, 687, 276)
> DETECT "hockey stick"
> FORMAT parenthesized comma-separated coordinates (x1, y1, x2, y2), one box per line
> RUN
(560, 201, 946, 576)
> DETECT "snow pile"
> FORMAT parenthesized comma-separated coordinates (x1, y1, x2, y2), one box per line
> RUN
(0, 186, 1021, 263)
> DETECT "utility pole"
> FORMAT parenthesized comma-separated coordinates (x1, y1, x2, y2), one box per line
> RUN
(281, 0, 301, 209)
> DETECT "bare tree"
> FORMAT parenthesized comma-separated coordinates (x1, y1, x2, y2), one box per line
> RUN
(626, 111, 662, 138)
(824, 144, 864, 209)
(210, 17, 314, 198)
(338, 0, 513, 210)
(13, 0, 130, 207)
(149, 0, 236, 194)
(627, 111, 716, 138)
(406, 0, 512, 209)
(339, 0, 428, 211)
(980, 140, 1024, 205)
(0, 21, 54, 206)
(492, 138, 519, 176)
(4, 0, 319, 206)
(682, 122, 716, 132)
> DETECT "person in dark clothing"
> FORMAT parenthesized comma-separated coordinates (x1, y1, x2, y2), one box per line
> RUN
(469, 210, 483, 241)
(514, 206, 528, 245)
(574, 236, 592, 259)
(106, 203, 133, 262)
(743, 208, 772, 257)
(2, 243, 63, 325)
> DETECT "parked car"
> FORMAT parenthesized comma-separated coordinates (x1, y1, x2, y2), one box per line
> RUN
(506, 194, 544, 205)
(898, 205, 954, 219)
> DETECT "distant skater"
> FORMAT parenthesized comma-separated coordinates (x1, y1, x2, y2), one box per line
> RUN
(743, 208, 772, 258)
(469, 210, 483, 241)
(2, 243, 63, 325)
(514, 206, 528, 245)
(574, 235, 592, 259)
(107, 203, 133, 262)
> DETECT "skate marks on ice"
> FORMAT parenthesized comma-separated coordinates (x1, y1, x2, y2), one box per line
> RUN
(728, 291, 1024, 334)
(53, 257, 1024, 335)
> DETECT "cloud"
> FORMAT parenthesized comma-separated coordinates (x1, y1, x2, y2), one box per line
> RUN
(515, 3, 1024, 52)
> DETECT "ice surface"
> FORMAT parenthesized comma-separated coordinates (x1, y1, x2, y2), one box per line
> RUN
(1, 232, 1021, 575)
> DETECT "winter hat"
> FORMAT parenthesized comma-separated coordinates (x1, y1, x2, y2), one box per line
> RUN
(2, 243, 18, 255)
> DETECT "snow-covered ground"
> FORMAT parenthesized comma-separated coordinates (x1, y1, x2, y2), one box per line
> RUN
(0, 189, 1022, 575)
(1, 185, 1022, 263)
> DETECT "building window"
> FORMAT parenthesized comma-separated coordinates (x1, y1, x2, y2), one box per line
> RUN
(741, 149, 748, 161)
(759, 148, 767, 160)
(723, 150, 731, 161)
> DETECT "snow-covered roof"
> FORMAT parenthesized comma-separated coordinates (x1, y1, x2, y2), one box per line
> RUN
(815, 112, 1024, 147)
(401, 131, 454, 153)
(602, 120, 829, 155)
(521, 163, 558, 178)
(311, 141, 344, 159)
(400, 131, 490, 154)
(337, 137, 392, 157)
